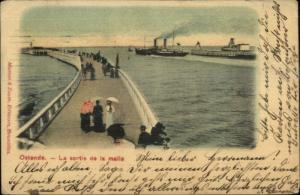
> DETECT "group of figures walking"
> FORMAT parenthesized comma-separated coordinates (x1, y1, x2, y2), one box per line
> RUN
(75, 50, 169, 147)
(79, 50, 120, 79)
(81, 62, 96, 80)
(101, 63, 119, 78)
(80, 98, 126, 143)
(80, 99, 115, 133)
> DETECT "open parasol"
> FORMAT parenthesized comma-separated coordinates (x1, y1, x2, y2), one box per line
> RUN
(106, 97, 119, 103)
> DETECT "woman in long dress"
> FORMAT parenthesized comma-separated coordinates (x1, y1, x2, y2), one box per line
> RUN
(80, 100, 93, 132)
(92, 100, 104, 132)
(105, 100, 115, 129)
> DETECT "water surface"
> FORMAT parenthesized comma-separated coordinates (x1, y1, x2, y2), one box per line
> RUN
(19, 48, 256, 148)
(79, 47, 257, 148)
(18, 54, 77, 126)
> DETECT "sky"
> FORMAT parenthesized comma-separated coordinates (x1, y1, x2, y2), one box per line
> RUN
(20, 6, 259, 47)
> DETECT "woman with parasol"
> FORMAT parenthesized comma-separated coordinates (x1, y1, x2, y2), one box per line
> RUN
(105, 97, 118, 129)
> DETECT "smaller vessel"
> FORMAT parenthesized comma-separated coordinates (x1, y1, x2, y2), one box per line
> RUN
(191, 38, 256, 60)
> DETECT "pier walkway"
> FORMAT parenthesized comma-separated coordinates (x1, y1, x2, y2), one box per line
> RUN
(37, 55, 141, 149)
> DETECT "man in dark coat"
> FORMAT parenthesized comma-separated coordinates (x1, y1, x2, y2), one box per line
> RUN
(102, 64, 107, 76)
(138, 125, 152, 146)
(151, 122, 167, 145)
(110, 67, 115, 78)
(92, 100, 104, 132)
(90, 65, 96, 80)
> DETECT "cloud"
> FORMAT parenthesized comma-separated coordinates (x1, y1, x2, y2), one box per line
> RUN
(156, 7, 258, 39)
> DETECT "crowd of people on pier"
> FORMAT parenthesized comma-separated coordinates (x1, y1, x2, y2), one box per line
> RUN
(79, 51, 120, 80)
(81, 62, 96, 80)
(73, 50, 169, 147)
(101, 63, 119, 78)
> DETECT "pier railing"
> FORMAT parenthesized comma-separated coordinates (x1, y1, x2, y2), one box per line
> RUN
(119, 69, 158, 132)
(104, 55, 159, 132)
(48, 51, 82, 69)
(17, 51, 82, 149)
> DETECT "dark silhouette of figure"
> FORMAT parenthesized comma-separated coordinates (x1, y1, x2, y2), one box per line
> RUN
(115, 53, 120, 78)
(82, 64, 87, 80)
(102, 57, 107, 65)
(85, 62, 90, 71)
(138, 125, 152, 147)
(80, 100, 94, 133)
(90, 65, 95, 80)
(151, 122, 167, 145)
(102, 64, 107, 76)
(94, 50, 101, 61)
(80, 113, 88, 131)
(115, 66, 119, 78)
(110, 68, 115, 78)
(92, 100, 104, 132)
(107, 123, 125, 143)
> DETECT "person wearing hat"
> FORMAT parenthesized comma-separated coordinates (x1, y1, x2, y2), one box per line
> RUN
(138, 125, 153, 147)
(80, 101, 91, 132)
(105, 100, 115, 129)
(151, 122, 167, 145)
(90, 65, 96, 80)
(92, 100, 104, 132)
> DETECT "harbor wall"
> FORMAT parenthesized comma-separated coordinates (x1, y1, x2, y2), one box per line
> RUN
(17, 52, 82, 149)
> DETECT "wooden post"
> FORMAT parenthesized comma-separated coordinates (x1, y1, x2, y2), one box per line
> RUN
(29, 128, 34, 139)
(39, 118, 44, 128)
(48, 109, 52, 119)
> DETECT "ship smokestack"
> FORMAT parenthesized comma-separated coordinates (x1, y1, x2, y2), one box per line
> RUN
(163, 38, 167, 48)
(154, 39, 157, 48)
(228, 38, 235, 47)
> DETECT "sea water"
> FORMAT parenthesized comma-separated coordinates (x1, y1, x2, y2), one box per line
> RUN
(18, 54, 77, 127)
(19, 47, 256, 148)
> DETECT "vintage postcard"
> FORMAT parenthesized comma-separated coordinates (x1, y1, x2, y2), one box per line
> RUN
(1, 0, 299, 194)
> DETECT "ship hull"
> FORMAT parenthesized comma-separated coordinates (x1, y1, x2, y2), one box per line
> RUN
(135, 48, 152, 55)
(152, 50, 189, 57)
(135, 48, 189, 57)
(191, 49, 256, 60)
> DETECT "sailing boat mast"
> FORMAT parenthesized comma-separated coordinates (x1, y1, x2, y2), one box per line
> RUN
(143, 36, 146, 48)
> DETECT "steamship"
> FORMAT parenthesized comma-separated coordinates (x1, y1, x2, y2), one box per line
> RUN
(191, 38, 256, 60)
(135, 37, 188, 57)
